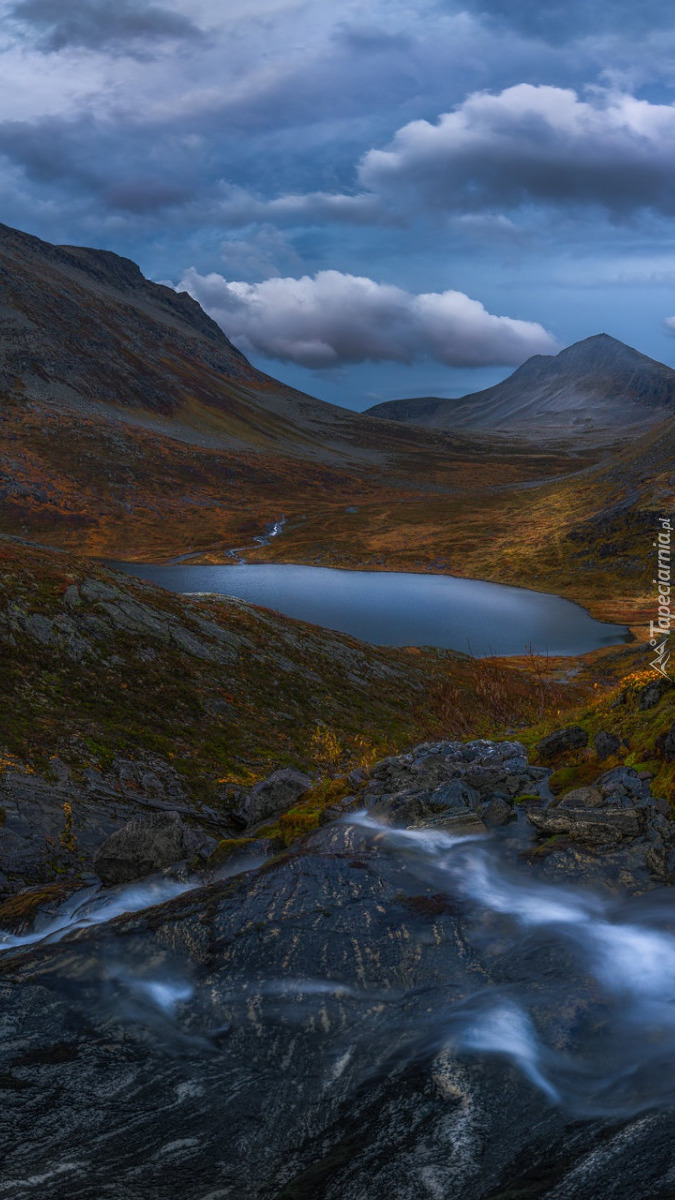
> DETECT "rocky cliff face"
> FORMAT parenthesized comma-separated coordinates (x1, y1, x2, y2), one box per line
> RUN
(2, 735, 675, 1199)
(366, 334, 675, 442)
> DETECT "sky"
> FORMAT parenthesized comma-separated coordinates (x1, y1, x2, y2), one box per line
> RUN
(5, 0, 675, 409)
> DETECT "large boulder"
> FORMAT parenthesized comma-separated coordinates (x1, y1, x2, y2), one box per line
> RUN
(557, 785, 604, 810)
(536, 726, 589, 759)
(528, 806, 645, 845)
(373, 780, 487, 835)
(597, 766, 651, 802)
(93, 812, 215, 886)
(594, 730, 620, 761)
(639, 678, 670, 709)
(234, 768, 312, 827)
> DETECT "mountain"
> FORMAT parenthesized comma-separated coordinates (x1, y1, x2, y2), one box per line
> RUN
(0, 222, 593, 558)
(0, 220, 513, 464)
(365, 334, 675, 442)
(0, 219, 380, 459)
(257, 396, 675, 636)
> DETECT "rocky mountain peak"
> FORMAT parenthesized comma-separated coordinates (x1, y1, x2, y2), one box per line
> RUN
(366, 333, 675, 440)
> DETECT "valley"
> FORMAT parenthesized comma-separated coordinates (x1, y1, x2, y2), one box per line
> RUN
(0, 222, 673, 1200)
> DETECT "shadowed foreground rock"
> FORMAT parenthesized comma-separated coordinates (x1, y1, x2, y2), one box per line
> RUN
(93, 812, 216, 886)
(233, 768, 313, 827)
(1, 740, 675, 1199)
(536, 725, 589, 759)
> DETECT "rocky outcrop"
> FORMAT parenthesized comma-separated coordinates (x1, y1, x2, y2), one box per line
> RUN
(93, 812, 216, 886)
(362, 739, 552, 833)
(233, 768, 313, 828)
(1, 739, 675, 1200)
(0, 754, 221, 894)
(639, 677, 671, 709)
(528, 805, 645, 844)
(536, 725, 589, 758)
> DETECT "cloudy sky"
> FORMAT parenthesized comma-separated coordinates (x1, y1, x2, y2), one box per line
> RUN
(5, 0, 675, 408)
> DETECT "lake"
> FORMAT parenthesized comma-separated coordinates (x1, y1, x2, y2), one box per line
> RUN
(111, 562, 631, 657)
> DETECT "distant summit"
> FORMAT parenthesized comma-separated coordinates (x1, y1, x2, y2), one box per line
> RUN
(366, 334, 675, 441)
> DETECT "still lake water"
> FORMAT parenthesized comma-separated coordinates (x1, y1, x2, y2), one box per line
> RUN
(112, 562, 630, 657)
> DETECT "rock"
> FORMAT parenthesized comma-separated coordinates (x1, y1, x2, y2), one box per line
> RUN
(22, 613, 55, 645)
(662, 721, 675, 762)
(460, 739, 527, 763)
(594, 730, 621, 761)
(597, 766, 650, 801)
(429, 810, 487, 835)
(373, 780, 480, 828)
(557, 786, 604, 810)
(481, 797, 513, 827)
(347, 766, 368, 789)
(639, 678, 671, 709)
(528, 806, 645, 844)
(235, 768, 312, 827)
(536, 725, 589, 758)
(318, 796, 361, 826)
(93, 812, 216, 886)
(209, 836, 280, 867)
(5, 750, 675, 1200)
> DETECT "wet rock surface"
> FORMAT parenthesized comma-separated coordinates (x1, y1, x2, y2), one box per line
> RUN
(1, 739, 675, 1199)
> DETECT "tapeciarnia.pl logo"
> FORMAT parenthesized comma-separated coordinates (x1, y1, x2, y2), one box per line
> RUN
(650, 516, 672, 679)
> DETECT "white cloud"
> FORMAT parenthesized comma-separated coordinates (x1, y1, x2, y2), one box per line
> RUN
(177, 267, 557, 368)
(357, 84, 675, 216)
(664, 316, 675, 335)
(194, 85, 675, 233)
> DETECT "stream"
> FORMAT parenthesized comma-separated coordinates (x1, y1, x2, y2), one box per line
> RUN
(3, 815, 675, 1120)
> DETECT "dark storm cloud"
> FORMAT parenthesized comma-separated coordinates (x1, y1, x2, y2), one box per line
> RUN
(451, 0, 675, 41)
(10, 0, 203, 54)
(0, 117, 100, 189)
(332, 25, 414, 55)
(102, 178, 193, 213)
(0, 115, 200, 214)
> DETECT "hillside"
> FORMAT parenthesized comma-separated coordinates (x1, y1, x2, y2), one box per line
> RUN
(0, 221, 487, 465)
(0, 222, 598, 558)
(245, 407, 674, 634)
(366, 334, 675, 444)
(0, 533, 604, 893)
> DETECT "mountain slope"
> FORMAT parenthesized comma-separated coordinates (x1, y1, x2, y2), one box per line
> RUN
(0, 222, 601, 557)
(366, 334, 675, 442)
(0, 220, 505, 467)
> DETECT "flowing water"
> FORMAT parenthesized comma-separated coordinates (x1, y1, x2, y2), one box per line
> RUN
(5, 820, 675, 1118)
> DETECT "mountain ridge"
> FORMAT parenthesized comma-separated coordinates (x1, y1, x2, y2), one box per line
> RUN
(365, 334, 675, 441)
(0, 221, 600, 558)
